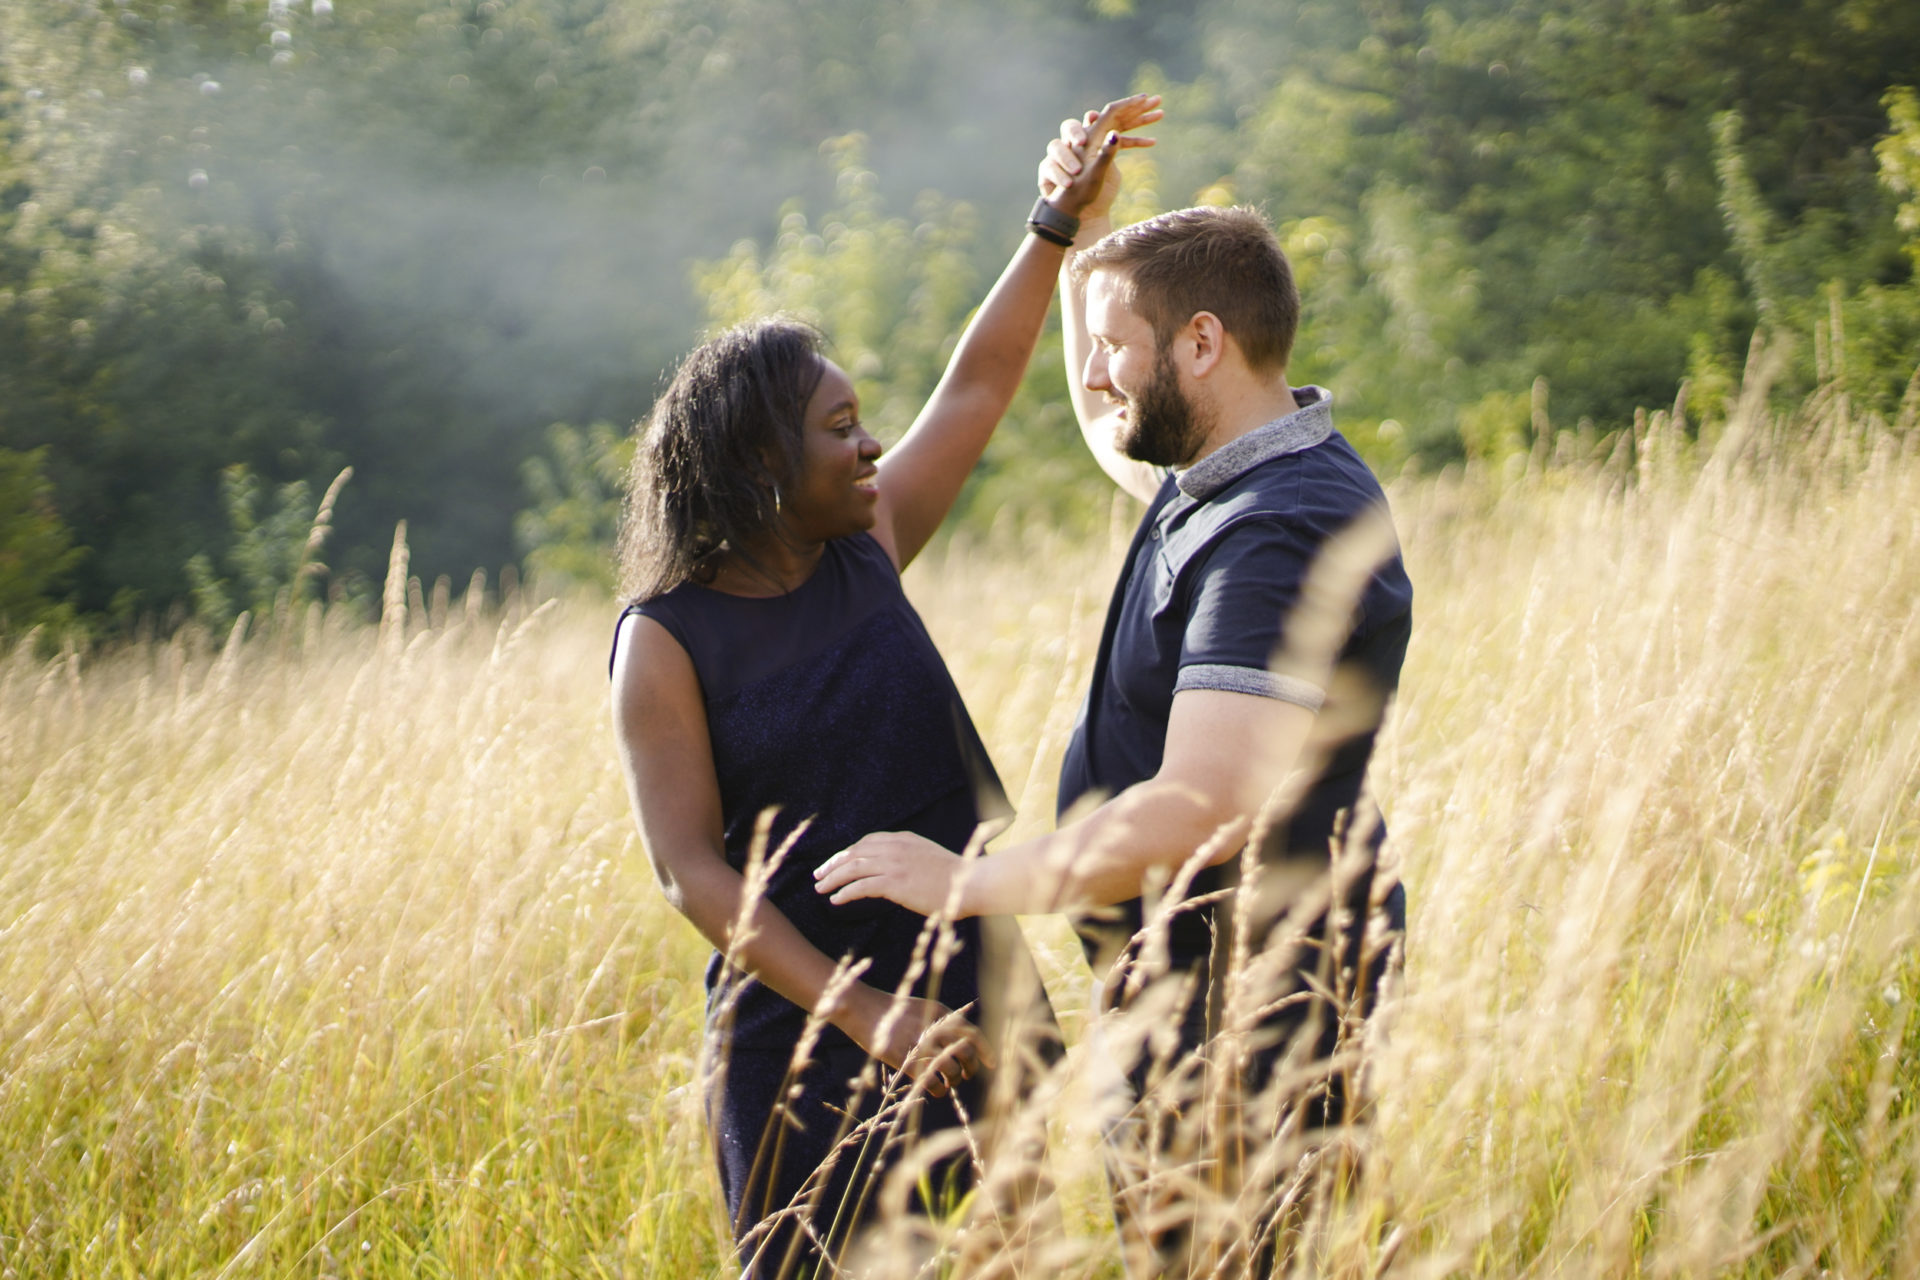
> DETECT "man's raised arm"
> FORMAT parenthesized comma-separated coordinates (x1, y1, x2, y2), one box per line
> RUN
(1043, 112, 1168, 505)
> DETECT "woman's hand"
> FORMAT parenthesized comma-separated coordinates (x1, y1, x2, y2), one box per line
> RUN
(842, 989, 994, 1098)
(814, 830, 969, 917)
(1040, 94, 1162, 223)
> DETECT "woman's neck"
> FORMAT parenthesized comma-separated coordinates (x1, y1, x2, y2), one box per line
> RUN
(705, 529, 827, 597)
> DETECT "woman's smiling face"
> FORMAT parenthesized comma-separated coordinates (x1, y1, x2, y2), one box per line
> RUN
(776, 359, 882, 543)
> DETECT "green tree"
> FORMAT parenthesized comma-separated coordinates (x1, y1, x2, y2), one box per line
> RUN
(516, 422, 631, 595)
(184, 464, 350, 630)
(0, 447, 83, 634)
(1154, 0, 1920, 460)
(1881, 87, 1920, 270)
(696, 135, 985, 443)
(11, 0, 1920, 632)
(2, 0, 1170, 626)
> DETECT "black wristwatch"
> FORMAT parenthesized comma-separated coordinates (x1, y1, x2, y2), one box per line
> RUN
(1027, 197, 1081, 247)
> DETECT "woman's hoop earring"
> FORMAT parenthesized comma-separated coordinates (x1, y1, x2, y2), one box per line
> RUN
(772, 484, 783, 513)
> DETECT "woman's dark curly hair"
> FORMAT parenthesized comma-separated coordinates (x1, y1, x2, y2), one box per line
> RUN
(618, 318, 828, 601)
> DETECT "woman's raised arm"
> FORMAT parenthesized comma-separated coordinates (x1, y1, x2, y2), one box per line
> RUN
(868, 93, 1161, 570)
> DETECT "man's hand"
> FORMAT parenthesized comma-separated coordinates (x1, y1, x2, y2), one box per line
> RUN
(843, 990, 994, 1098)
(1041, 94, 1161, 223)
(814, 830, 968, 917)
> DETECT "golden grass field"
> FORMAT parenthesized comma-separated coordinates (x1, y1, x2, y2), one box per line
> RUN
(4, 374, 1920, 1277)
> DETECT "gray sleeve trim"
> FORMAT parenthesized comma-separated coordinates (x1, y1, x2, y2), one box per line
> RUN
(1174, 663, 1325, 711)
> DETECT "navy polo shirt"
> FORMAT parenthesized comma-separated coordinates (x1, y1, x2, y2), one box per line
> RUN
(1057, 386, 1413, 972)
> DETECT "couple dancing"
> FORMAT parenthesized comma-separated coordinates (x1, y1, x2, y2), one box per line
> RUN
(610, 94, 1412, 1278)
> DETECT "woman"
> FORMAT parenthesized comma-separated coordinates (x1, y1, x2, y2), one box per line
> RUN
(609, 97, 1161, 1277)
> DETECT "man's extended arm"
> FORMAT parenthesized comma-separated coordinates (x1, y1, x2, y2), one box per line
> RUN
(812, 687, 1315, 918)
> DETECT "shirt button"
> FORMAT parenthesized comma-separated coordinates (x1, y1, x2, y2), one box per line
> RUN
(1149, 528, 1160, 540)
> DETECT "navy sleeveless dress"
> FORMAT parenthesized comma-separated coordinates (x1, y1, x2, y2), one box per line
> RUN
(616, 532, 1054, 1277)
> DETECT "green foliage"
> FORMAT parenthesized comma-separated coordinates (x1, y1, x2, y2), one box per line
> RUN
(0, 447, 83, 634)
(1881, 87, 1920, 267)
(1713, 112, 1783, 331)
(1456, 389, 1528, 464)
(697, 136, 985, 444)
(185, 463, 349, 629)
(1, 0, 1157, 626)
(7, 0, 1920, 624)
(515, 422, 631, 595)
(1152, 0, 1920, 462)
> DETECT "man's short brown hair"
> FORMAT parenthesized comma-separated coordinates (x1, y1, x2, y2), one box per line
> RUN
(1071, 205, 1300, 375)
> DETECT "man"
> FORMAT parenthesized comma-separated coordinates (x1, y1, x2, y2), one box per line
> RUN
(815, 111, 1411, 1270)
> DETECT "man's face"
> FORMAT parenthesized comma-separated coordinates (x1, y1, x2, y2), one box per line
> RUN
(1083, 270, 1209, 468)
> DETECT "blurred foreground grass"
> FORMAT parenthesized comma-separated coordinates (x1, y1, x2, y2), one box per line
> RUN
(3, 387, 1920, 1276)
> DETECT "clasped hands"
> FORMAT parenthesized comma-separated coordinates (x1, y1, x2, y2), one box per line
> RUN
(1036, 92, 1162, 222)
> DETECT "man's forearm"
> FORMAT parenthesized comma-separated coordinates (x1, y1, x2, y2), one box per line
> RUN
(960, 779, 1247, 917)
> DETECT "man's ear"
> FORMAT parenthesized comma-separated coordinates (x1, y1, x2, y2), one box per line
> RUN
(1185, 311, 1227, 379)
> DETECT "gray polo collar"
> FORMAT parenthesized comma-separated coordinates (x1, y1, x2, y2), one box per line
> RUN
(1173, 386, 1334, 501)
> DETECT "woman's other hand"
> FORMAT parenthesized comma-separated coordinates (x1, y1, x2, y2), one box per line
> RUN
(1040, 93, 1162, 222)
(844, 991, 995, 1098)
(814, 830, 968, 917)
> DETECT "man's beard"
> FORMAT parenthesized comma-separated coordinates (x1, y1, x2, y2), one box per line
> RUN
(1118, 344, 1210, 468)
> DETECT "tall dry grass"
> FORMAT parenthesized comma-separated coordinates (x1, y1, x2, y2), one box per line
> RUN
(0, 595, 713, 1275)
(2, 370, 1919, 1277)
